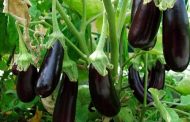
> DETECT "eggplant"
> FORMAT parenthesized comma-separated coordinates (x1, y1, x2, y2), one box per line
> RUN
(16, 64, 38, 102)
(148, 60, 165, 89)
(36, 41, 64, 98)
(88, 65, 120, 117)
(131, 0, 141, 22)
(163, 0, 190, 72)
(141, 60, 165, 89)
(128, 65, 153, 103)
(128, 0, 161, 50)
(53, 75, 78, 122)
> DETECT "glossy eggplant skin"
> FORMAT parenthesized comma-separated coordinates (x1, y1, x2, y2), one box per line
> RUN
(131, 0, 141, 22)
(53, 75, 78, 122)
(128, 0, 161, 50)
(148, 60, 165, 89)
(128, 65, 153, 103)
(89, 65, 120, 117)
(16, 65, 38, 102)
(36, 41, 64, 98)
(163, 0, 190, 72)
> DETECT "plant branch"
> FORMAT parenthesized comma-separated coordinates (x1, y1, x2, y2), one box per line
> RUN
(117, 0, 128, 39)
(96, 12, 107, 50)
(52, 0, 60, 32)
(80, 0, 87, 33)
(103, 0, 119, 81)
(56, 0, 89, 55)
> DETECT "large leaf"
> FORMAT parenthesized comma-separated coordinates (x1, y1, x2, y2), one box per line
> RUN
(63, 0, 103, 19)
(174, 77, 190, 95)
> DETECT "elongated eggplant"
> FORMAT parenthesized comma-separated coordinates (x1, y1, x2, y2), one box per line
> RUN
(53, 75, 78, 122)
(128, 0, 161, 50)
(163, 0, 190, 72)
(89, 65, 120, 117)
(16, 64, 38, 102)
(36, 41, 64, 98)
(131, 0, 141, 22)
(128, 65, 153, 103)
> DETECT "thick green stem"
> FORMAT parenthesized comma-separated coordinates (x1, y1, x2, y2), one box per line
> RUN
(103, 0, 119, 81)
(173, 108, 190, 117)
(56, 0, 89, 55)
(15, 22, 28, 53)
(80, 0, 87, 33)
(117, 0, 128, 39)
(96, 13, 107, 51)
(52, 0, 60, 32)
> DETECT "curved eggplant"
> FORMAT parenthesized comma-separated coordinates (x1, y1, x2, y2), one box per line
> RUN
(89, 65, 120, 117)
(131, 0, 141, 22)
(163, 0, 190, 72)
(128, 65, 153, 103)
(16, 64, 38, 102)
(128, 0, 161, 50)
(53, 75, 78, 122)
(36, 41, 64, 98)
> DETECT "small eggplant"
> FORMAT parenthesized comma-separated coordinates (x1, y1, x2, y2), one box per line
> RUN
(128, 0, 161, 50)
(128, 65, 153, 103)
(36, 41, 64, 98)
(53, 75, 78, 122)
(163, 0, 190, 72)
(16, 64, 38, 102)
(148, 60, 165, 89)
(88, 65, 120, 117)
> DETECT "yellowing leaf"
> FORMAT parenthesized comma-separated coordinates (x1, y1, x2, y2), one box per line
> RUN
(3, 0, 30, 25)
(28, 108, 43, 122)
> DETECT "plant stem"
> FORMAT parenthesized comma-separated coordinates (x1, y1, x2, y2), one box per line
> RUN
(80, 0, 87, 33)
(143, 53, 148, 107)
(15, 22, 28, 53)
(140, 53, 149, 122)
(96, 12, 107, 51)
(52, 0, 60, 32)
(30, 20, 52, 28)
(117, 0, 128, 39)
(63, 36, 88, 62)
(56, 0, 89, 55)
(103, 0, 119, 81)
(173, 108, 190, 117)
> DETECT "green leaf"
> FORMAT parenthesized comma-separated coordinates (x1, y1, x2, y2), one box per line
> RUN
(176, 95, 190, 111)
(166, 108, 180, 122)
(149, 88, 171, 122)
(117, 107, 134, 122)
(174, 77, 190, 95)
(63, 0, 103, 19)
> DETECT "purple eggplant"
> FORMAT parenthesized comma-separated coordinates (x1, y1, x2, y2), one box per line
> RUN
(16, 64, 38, 102)
(88, 65, 120, 117)
(36, 41, 64, 98)
(163, 0, 190, 72)
(53, 75, 78, 122)
(128, 0, 161, 50)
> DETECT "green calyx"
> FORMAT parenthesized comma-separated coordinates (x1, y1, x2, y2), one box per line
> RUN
(89, 50, 113, 76)
(46, 31, 65, 49)
(15, 22, 33, 71)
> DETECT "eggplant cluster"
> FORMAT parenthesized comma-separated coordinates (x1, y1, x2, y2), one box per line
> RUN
(129, 0, 190, 72)
(15, 41, 64, 102)
(128, 60, 165, 103)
